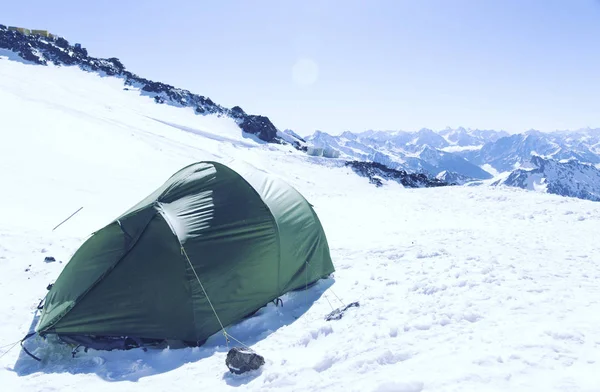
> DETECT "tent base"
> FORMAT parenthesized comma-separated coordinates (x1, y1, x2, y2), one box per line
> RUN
(57, 334, 206, 354)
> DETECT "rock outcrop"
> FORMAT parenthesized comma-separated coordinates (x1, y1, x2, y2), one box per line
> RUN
(0, 25, 285, 144)
(345, 161, 450, 188)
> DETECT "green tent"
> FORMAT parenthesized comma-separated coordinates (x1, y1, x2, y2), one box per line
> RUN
(36, 160, 334, 348)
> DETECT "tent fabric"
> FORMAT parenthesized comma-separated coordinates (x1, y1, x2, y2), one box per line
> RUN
(36, 161, 335, 344)
(228, 161, 334, 292)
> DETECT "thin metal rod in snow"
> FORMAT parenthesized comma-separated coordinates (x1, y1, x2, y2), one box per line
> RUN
(52, 207, 83, 231)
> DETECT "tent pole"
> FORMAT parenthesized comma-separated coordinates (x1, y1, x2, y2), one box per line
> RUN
(52, 207, 83, 231)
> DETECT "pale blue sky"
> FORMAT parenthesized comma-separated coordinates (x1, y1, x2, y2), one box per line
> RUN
(4, 1, 600, 135)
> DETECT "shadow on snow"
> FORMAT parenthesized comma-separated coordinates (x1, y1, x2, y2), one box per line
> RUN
(10, 277, 334, 384)
(145, 117, 267, 148)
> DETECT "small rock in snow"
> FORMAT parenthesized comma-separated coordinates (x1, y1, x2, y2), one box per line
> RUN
(225, 347, 265, 374)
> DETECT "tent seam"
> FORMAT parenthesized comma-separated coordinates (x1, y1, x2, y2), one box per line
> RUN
(154, 205, 201, 341)
(283, 195, 335, 293)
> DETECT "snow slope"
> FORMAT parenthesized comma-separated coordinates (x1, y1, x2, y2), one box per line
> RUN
(2, 56, 600, 392)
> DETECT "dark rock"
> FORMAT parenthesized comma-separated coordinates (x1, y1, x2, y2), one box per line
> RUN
(229, 106, 246, 119)
(43, 256, 56, 263)
(239, 115, 279, 142)
(225, 347, 265, 374)
(141, 81, 163, 93)
(325, 301, 360, 321)
(345, 161, 450, 188)
(73, 44, 88, 57)
(294, 141, 307, 152)
(107, 57, 125, 72)
(55, 37, 69, 49)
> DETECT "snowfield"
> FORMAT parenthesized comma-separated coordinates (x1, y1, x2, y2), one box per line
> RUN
(2, 57, 600, 392)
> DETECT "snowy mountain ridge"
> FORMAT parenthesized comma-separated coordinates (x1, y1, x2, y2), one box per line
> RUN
(306, 127, 600, 201)
(0, 24, 301, 146)
(306, 129, 495, 181)
(307, 128, 600, 173)
(460, 129, 600, 173)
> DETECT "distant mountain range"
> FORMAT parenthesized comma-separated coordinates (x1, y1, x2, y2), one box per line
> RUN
(492, 155, 600, 202)
(305, 127, 600, 201)
(306, 128, 497, 180)
(457, 129, 600, 172)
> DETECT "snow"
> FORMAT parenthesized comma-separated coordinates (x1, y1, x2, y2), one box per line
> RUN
(440, 145, 483, 153)
(529, 173, 548, 193)
(0, 49, 37, 65)
(2, 56, 600, 392)
(480, 164, 501, 178)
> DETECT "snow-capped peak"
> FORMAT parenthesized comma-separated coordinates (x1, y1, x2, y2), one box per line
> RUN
(494, 155, 600, 201)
